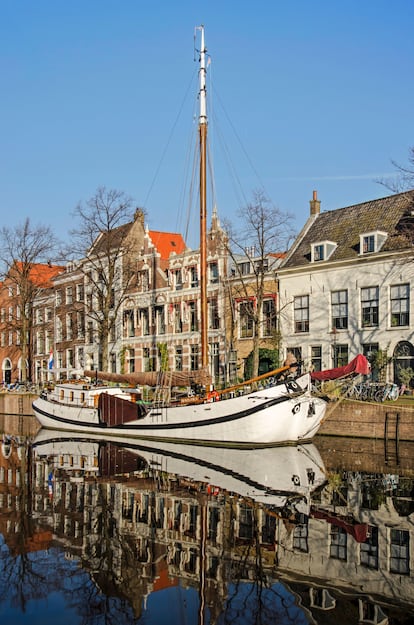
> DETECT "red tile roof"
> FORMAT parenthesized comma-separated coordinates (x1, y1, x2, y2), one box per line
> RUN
(15, 261, 65, 288)
(148, 231, 186, 260)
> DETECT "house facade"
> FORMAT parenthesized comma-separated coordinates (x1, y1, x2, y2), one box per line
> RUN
(276, 190, 414, 383)
(0, 262, 64, 385)
(27, 207, 282, 387)
(120, 207, 230, 385)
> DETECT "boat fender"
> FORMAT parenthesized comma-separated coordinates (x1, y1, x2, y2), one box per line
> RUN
(292, 475, 301, 486)
(207, 390, 220, 402)
(292, 404, 300, 414)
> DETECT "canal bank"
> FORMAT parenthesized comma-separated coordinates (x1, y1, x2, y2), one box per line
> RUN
(1, 391, 414, 444)
(320, 397, 414, 442)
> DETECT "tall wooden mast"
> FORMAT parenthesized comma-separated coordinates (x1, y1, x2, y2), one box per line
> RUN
(197, 26, 208, 371)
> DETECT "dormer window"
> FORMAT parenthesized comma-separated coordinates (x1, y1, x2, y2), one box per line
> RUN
(360, 231, 387, 255)
(311, 241, 337, 262)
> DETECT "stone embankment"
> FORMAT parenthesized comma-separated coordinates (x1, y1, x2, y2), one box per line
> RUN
(0, 392, 41, 437)
(319, 398, 414, 442)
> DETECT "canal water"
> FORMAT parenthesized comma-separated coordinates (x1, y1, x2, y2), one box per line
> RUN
(0, 413, 413, 624)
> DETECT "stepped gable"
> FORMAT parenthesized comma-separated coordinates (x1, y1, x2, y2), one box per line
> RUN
(90, 222, 132, 254)
(283, 190, 414, 268)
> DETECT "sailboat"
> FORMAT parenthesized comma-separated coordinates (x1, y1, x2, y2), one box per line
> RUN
(32, 429, 327, 514)
(32, 26, 327, 447)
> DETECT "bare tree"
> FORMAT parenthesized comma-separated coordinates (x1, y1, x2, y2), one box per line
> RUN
(378, 145, 414, 193)
(224, 190, 295, 379)
(66, 186, 143, 371)
(0, 219, 59, 381)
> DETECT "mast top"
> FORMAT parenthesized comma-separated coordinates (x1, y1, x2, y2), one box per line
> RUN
(195, 25, 207, 126)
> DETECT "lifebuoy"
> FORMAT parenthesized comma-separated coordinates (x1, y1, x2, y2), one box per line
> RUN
(207, 390, 220, 402)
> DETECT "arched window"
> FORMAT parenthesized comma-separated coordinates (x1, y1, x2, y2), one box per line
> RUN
(393, 341, 414, 387)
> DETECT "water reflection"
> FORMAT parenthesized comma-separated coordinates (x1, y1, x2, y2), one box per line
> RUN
(0, 418, 413, 624)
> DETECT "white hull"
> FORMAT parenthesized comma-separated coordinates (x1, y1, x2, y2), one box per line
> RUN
(32, 374, 327, 447)
(33, 429, 327, 512)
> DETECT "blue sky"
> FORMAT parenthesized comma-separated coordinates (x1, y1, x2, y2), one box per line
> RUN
(1, 0, 413, 247)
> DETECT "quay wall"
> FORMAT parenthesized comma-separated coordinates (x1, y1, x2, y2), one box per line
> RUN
(320, 398, 414, 442)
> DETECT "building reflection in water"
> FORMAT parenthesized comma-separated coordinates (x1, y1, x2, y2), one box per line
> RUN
(0, 425, 413, 624)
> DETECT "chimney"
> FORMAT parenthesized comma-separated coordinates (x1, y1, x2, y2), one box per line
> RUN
(309, 190, 321, 216)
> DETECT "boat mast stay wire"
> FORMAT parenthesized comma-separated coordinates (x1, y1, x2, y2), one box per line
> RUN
(142, 68, 197, 211)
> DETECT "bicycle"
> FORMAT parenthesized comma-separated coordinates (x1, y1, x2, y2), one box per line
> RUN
(374, 383, 400, 402)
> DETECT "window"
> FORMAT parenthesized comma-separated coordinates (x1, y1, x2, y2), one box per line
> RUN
(360, 231, 387, 254)
(190, 266, 198, 288)
(360, 526, 378, 569)
(361, 287, 379, 327)
(330, 526, 347, 560)
(208, 298, 219, 330)
(56, 317, 63, 342)
(237, 261, 250, 276)
(210, 342, 220, 380)
(87, 321, 93, 344)
(140, 309, 150, 335)
(190, 345, 199, 371)
(77, 312, 85, 339)
(140, 269, 149, 291)
(363, 235, 375, 253)
(238, 504, 254, 540)
(86, 293, 93, 311)
(174, 304, 182, 333)
(155, 306, 165, 334)
(175, 346, 183, 371)
(333, 344, 348, 368)
(313, 244, 324, 261)
(293, 522, 309, 552)
(311, 240, 337, 262)
(390, 284, 409, 326)
(188, 301, 198, 332)
(8, 307, 13, 322)
(124, 310, 135, 337)
(56, 290, 62, 306)
(311, 346, 322, 372)
(143, 348, 150, 372)
(67, 348, 74, 368)
(175, 269, 183, 290)
(36, 332, 44, 355)
(239, 301, 254, 338)
(209, 262, 219, 284)
(126, 348, 135, 373)
(390, 529, 410, 574)
(45, 307, 52, 322)
(332, 290, 348, 329)
(76, 284, 84, 301)
(294, 295, 309, 333)
(77, 347, 85, 370)
(66, 286, 73, 304)
(66, 314, 73, 340)
(262, 299, 276, 336)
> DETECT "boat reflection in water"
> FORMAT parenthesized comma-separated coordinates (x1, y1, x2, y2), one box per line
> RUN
(1, 428, 413, 624)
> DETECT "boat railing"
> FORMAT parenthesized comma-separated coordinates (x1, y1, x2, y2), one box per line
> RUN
(46, 390, 94, 409)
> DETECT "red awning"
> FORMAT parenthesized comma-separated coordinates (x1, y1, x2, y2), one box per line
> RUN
(311, 354, 370, 382)
(311, 509, 370, 542)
